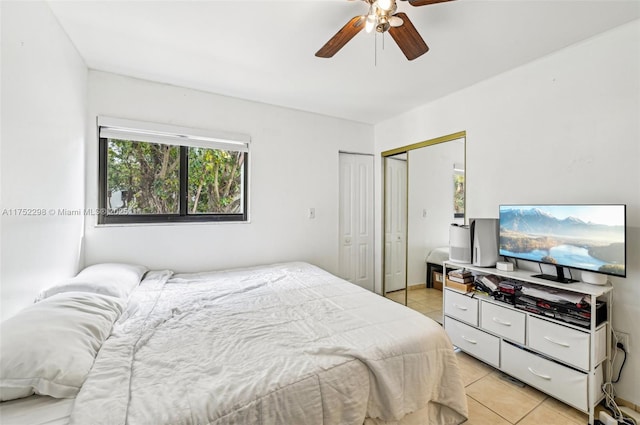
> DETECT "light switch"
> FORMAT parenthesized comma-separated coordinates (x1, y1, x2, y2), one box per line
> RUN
(308, 208, 315, 219)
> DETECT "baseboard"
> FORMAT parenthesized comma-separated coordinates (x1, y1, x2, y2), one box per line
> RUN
(408, 283, 426, 291)
(620, 406, 640, 422)
(615, 397, 640, 413)
(613, 397, 640, 421)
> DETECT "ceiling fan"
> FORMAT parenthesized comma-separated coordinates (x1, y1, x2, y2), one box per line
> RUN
(316, 0, 454, 61)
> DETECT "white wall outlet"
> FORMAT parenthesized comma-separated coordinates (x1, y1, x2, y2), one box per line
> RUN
(614, 331, 630, 354)
(308, 208, 315, 219)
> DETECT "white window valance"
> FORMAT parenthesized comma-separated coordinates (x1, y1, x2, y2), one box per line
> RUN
(97, 116, 250, 152)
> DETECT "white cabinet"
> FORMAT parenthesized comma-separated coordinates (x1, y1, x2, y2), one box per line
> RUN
(442, 262, 612, 425)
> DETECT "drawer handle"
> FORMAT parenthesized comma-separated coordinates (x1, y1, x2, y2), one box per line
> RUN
(492, 317, 512, 326)
(543, 336, 570, 348)
(461, 335, 477, 344)
(527, 367, 552, 380)
(453, 304, 468, 311)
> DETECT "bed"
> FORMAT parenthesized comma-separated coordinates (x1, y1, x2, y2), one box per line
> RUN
(0, 262, 467, 425)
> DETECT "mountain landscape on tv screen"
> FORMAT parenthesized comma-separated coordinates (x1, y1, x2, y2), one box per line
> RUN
(499, 207, 625, 276)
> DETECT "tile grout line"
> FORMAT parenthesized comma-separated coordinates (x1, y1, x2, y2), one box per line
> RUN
(467, 393, 518, 424)
(512, 396, 547, 424)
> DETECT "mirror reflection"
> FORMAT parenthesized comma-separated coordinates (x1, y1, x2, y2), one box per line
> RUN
(382, 133, 466, 324)
(383, 153, 407, 305)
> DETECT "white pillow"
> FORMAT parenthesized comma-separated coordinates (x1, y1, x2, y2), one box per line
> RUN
(0, 292, 125, 401)
(35, 263, 147, 301)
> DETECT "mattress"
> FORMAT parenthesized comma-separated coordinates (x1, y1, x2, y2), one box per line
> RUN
(0, 395, 73, 425)
(426, 246, 450, 264)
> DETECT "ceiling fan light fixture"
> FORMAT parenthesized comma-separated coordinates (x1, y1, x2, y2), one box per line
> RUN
(377, 0, 395, 12)
(365, 13, 377, 33)
(389, 15, 404, 27)
(376, 17, 390, 33)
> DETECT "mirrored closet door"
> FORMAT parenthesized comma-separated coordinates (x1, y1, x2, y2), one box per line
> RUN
(382, 132, 466, 322)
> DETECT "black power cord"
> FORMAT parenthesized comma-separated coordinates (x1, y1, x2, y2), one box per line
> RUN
(602, 342, 636, 425)
(613, 342, 627, 384)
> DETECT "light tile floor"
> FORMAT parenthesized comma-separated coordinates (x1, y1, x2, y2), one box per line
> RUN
(386, 287, 444, 324)
(385, 286, 589, 425)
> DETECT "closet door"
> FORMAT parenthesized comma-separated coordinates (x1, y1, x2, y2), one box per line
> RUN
(339, 153, 374, 291)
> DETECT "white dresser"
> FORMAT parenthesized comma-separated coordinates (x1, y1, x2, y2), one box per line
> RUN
(442, 262, 612, 425)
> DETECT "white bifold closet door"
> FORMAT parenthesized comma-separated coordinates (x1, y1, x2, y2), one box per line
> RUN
(338, 153, 374, 292)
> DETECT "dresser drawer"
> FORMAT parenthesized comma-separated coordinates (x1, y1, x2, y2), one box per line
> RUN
(444, 290, 479, 326)
(501, 341, 589, 411)
(481, 301, 526, 344)
(528, 316, 590, 370)
(445, 317, 500, 367)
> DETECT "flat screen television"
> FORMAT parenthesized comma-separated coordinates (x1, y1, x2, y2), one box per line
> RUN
(499, 204, 626, 283)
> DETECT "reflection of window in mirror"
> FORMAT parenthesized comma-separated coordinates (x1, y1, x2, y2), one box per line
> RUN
(453, 163, 464, 219)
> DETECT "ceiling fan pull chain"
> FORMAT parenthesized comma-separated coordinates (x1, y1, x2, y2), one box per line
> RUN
(374, 32, 377, 66)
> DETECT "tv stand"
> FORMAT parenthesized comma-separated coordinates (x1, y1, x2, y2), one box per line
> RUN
(442, 261, 612, 425)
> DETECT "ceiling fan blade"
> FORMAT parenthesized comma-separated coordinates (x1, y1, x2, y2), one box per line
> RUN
(407, 0, 455, 6)
(315, 16, 365, 58)
(388, 13, 429, 60)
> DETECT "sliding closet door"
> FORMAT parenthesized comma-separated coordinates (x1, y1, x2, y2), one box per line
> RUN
(338, 153, 374, 291)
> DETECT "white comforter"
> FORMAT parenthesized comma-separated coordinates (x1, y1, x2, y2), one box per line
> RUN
(70, 262, 467, 425)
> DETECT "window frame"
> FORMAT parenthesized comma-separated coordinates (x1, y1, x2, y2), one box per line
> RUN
(98, 128, 249, 225)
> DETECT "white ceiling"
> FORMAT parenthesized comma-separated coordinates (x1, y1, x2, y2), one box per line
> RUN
(47, 0, 640, 124)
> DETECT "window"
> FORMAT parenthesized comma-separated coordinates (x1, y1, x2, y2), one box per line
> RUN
(98, 117, 248, 224)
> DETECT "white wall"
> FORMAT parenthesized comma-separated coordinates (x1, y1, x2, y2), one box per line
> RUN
(375, 20, 640, 404)
(407, 139, 464, 286)
(84, 71, 373, 278)
(0, 1, 87, 321)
